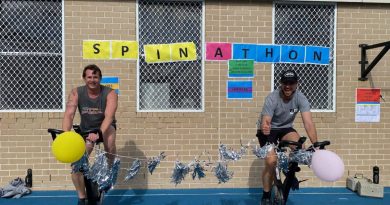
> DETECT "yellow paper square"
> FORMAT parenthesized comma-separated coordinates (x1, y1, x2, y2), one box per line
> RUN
(83, 40, 111, 59)
(171, 42, 197, 61)
(144, 44, 171, 63)
(112, 41, 138, 59)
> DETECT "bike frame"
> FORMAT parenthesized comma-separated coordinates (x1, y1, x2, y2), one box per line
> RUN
(270, 139, 330, 205)
(48, 126, 104, 205)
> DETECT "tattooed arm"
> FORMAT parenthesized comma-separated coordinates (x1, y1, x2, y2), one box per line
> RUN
(62, 88, 78, 131)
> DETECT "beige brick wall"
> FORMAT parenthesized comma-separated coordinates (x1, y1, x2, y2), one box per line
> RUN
(0, 0, 389, 191)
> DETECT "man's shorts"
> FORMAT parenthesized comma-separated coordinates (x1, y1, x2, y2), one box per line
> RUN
(256, 127, 297, 147)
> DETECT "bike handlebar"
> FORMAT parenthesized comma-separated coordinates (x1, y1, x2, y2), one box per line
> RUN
(278, 139, 331, 150)
(48, 126, 103, 143)
(313, 141, 330, 149)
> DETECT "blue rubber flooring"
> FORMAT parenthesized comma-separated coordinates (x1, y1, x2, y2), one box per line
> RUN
(0, 187, 389, 205)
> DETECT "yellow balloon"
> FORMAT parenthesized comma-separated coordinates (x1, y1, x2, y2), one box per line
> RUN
(51, 131, 86, 163)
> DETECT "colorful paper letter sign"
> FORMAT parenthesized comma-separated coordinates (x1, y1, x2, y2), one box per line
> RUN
(171, 42, 197, 61)
(83, 40, 111, 59)
(281, 45, 305, 63)
(227, 81, 253, 99)
(355, 88, 381, 122)
(206, 42, 232, 61)
(228, 60, 254, 78)
(111, 41, 138, 60)
(305, 46, 330, 65)
(144, 44, 171, 63)
(101, 77, 119, 94)
(256, 45, 281, 63)
(233, 44, 257, 60)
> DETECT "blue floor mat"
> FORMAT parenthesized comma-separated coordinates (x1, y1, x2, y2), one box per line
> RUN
(0, 187, 388, 205)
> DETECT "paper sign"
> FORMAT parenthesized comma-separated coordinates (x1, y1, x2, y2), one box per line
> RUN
(227, 81, 253, 99)
(281, 45, 305, 63)
(111, 41, 138, 59)
(256, 45, 281, 63)
(228, 60, 254, 78)
(171, 42, 197, 61)
(206, 42, 232, 61)
(101, 77, 119, 94)
(144, 44, 171, 63)
(232, 44, 257, 60)
(305, 46, 330, 65)
(83, 40, 111, 59)
(355, 88, 381, 122)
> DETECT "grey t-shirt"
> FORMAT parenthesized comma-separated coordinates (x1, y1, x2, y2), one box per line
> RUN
(77, 85, 115, 131)
(259, 89, 310, 129)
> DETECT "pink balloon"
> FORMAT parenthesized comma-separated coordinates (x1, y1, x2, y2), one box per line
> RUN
(311, 150, 344, 182)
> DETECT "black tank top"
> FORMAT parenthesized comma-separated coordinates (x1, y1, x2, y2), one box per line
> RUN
(77, 85, 116, 131)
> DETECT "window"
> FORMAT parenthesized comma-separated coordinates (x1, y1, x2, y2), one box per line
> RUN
(273, 2, 336, 111)
(137, 0, 204, 112)
(0, 0, 63, 111)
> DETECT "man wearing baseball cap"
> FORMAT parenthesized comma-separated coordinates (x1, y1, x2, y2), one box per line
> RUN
(257, 70, 318, 205)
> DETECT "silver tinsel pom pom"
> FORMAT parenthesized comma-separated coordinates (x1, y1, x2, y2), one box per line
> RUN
(147, 152, 166, 175)
(253, 143, 275, 159)
(219, 144, 247, 161)
(191, 161, 206, 180)
(214, 161, 233, 183)
(290, 150, 313, 165)
(71, 152, 89, 173)
(124, 159, 142, 182)
(277, 152, 289, 172)
(170, 161, 190, 185)
(86, 149, 121, 192)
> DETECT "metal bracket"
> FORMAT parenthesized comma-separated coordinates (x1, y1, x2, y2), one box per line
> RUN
(359, 41, 390, 81)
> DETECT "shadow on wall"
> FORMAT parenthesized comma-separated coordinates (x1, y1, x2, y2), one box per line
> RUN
(115, 140, 148, 204)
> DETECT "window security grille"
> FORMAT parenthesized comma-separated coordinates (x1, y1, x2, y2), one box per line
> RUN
(0, 0, 63, 111)
(137, 0, 203, 111)
(273, 2, 336, 111)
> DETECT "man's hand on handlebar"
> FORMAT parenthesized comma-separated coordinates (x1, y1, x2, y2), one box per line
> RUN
(86, 133, 99, 143)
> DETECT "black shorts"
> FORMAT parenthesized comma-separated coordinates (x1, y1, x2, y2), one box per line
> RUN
(257, 127, 297, 147)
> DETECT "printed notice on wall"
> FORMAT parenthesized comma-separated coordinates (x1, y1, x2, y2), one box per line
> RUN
(355, 88, 381, 122)
(227, 81, 253, 99)
(101, 77, 119, 94)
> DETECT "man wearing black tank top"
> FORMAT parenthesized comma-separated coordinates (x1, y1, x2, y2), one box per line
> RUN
(62, 64, 118, 205)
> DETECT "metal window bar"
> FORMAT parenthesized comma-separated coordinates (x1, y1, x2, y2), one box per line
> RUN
(137, 0, 204, 112)
(0, 0, 63, 111)
(273, 2, 336, 111)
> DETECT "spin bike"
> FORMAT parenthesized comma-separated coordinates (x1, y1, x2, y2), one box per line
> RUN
(270, 137, 330, 205)
(48, 125, 105, 205)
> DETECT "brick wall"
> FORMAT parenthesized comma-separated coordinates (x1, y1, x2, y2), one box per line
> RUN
(0, 0, 389, 191)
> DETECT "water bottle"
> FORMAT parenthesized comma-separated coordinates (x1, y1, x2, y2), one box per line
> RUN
(373, 166, 379, 184)
(25, 168, 32, 188)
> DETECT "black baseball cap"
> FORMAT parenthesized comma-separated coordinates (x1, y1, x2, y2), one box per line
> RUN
(280, 70, 298, 84)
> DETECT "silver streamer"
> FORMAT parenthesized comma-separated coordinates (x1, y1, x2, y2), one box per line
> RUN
(124, 159, 142, 182)
(277, 152, 289, 173)
(99, 157, 121, 192)
(252, 143, 275, 159)
(170, 161, 190, 185)
(147, 152, 166, 175)
(289, 150, 313, 165)
(191, 161, 206, 180)
(71, 152, 89, 174)
(214, 161, 233, 183)
(86, 149, 121, 192)
(219, 144, 247, 161)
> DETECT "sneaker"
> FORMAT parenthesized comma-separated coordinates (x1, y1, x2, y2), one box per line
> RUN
(261, 198, 271, 205)
(77, 198, 86, 205)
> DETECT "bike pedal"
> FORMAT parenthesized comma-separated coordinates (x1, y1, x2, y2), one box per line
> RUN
(299, 179, 308, 183)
